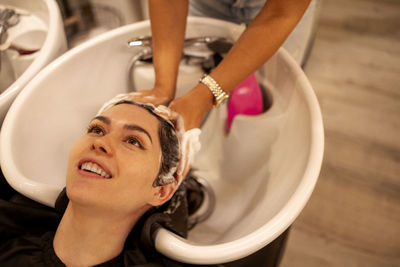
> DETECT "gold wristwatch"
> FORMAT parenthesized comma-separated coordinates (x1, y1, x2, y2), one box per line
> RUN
(199, 75, 229, 107)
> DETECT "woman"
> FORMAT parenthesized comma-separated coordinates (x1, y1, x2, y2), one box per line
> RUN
(0, 99, 200, 266)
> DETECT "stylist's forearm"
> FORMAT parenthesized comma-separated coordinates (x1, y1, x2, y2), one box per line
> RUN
(208, 0, 311, 94)
(149, 0, 188, 99)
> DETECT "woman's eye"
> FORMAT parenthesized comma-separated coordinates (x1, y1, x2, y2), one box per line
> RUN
(126, 137, 143, 148)
(87, 125, 105, 136)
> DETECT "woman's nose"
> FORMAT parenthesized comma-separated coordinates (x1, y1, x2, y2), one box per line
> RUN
(91, 138, 112, 155)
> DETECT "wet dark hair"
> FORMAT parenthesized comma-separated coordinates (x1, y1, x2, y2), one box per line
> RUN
(112, 100, 180, 186)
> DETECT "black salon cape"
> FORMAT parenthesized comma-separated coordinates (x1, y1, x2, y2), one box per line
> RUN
(0, 173, 201, 267)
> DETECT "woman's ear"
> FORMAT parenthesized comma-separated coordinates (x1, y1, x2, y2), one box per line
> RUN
(148, 182, 177, 207)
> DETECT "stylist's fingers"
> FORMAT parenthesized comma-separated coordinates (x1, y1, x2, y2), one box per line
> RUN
(174, 128, 202, 185)
(127, 88, 172, 106)
(158, 101, 202, 185)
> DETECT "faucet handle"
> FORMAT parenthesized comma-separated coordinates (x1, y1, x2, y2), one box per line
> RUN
(0, 8, 20, 44)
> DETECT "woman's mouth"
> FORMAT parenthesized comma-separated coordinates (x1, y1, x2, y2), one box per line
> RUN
(78, 161, 112, 179)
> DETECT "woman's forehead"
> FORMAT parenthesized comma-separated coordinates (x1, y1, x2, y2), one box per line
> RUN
(99, 104, 160, 133)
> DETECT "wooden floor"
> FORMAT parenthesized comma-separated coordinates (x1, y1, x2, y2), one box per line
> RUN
(280, 0, 400, 266)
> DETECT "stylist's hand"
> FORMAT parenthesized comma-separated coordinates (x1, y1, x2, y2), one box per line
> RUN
(128, 86, 174, 106)
(152, 102, 201, 185)
(169, 84, 214, 130)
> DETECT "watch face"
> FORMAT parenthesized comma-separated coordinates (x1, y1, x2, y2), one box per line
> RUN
(216, 94, 229, 107)
(221, 94, 229, 104)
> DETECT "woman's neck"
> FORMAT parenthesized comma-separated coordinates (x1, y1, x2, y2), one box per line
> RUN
(53, 203, 144, 267)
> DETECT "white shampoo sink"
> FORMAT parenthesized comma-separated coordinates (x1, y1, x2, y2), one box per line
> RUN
(0, 18, 323, 264)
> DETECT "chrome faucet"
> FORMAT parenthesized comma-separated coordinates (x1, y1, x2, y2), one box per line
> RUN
(126, 35, 233, 90)
(0, 8, 20, 73)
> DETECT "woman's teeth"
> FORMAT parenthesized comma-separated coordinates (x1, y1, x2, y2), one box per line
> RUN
(80, 162, 111, 178)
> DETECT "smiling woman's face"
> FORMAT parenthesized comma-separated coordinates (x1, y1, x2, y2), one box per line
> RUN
(66, 103, 165, 215)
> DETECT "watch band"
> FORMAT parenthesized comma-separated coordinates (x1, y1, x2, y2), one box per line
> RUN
(199, 75, 229, 107)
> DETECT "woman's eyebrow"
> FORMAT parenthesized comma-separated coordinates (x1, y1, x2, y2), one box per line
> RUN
(91, 116, 111, 125)
(123, 124, 153, 144)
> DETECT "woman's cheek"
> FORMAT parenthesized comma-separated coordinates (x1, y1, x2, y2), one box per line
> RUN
(122, 155, 154, 178)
